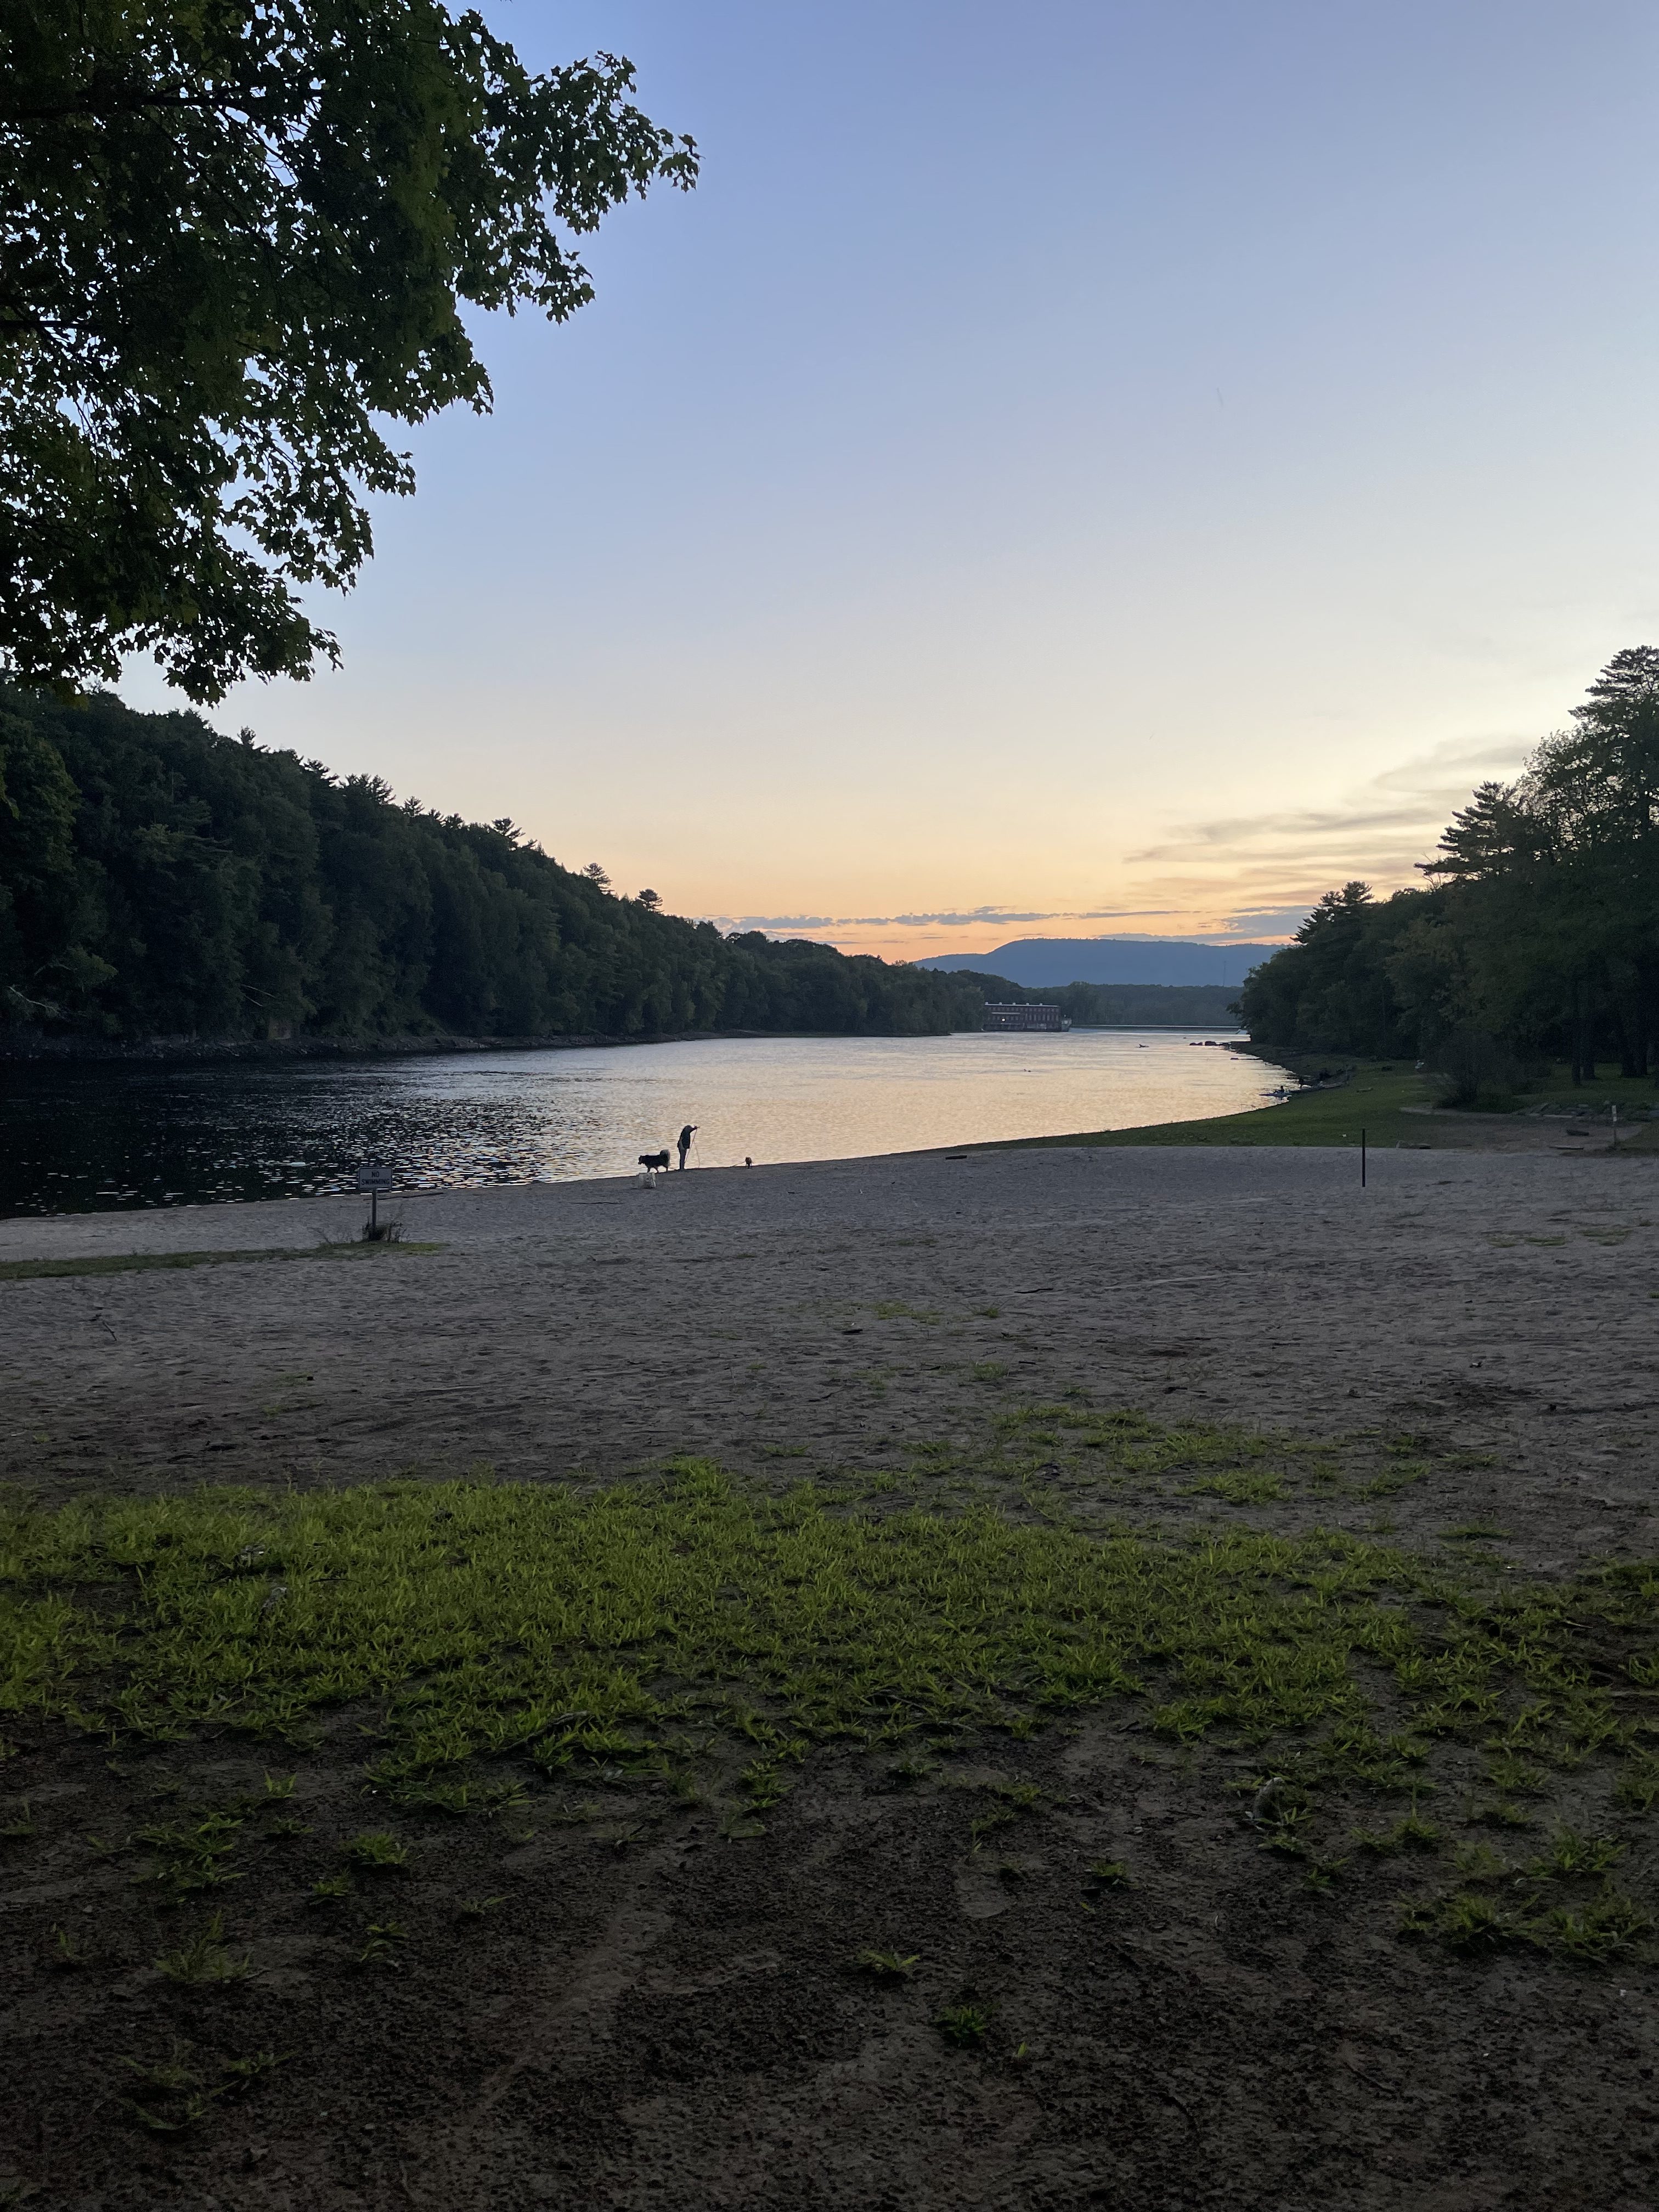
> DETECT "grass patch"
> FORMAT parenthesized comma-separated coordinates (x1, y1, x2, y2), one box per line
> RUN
(4, 1432, 1659, 1959)
(989, 1052, 1659, 1154)
(1616, 1755, 1659, 1811)
(119, 2042, 286, 2135)
(1181, 1471, 1289, 1506)
(934, 2002, 992, 2047)
(851, 1948, 918, 1980)
(340, 1830, 408, 1872)
(1084, 1859, 1136, 1890)
(1356, 1460, 1430, 1500)
(988, 1059, 1432, 1152)
(1355, 1809, 1440, 1855)
(0, 1244, 443, 1284)
(356, 1920, 407, 1970)
(1402, 1881, 1652, 1960)
(907, 1401, 1318, 1499)
(0, 1463, 1649, 1787)
(155, 1914, 252, 1985)
(1527, 1828, 1624, 1880)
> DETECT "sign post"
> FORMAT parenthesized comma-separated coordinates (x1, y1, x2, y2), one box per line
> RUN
(355, 1161, 394, 1236)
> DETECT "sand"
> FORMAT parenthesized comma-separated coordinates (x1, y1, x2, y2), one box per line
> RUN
(3, 1142, 1657, 1571)
(4, 1144, 1659, 2212)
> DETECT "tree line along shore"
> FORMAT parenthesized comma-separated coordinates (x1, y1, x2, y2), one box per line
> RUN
(8, 650, 1651, 1075)
(0, 686, 1238, 1053)
(1239, 648, 1659, 1102)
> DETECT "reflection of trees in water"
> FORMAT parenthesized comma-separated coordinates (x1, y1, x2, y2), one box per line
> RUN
(0, 1066, 624, 1215)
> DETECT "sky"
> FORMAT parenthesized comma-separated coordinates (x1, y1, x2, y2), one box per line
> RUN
(120, 1, 1659, 960)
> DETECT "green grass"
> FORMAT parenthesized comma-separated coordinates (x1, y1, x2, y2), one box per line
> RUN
(1084, 1859, 1136, 1889)
(1527, 1828, 1624, 1880)
(340, 1830, 409, 1871)
(1515, 1065, 1659, 1116)
(356, 1921, 407, 1968)
(155, 1913, 252, 1984)
(1180, 1471, 1289, 1506)
(934, 2002, 992, 2047)
(0, 1243, 444, 1284)
(1355, 1809, 1440, 1854)
(1402, 1878, 1652, 1960)
(988, 1051, 1659, 1154)
(990, 1059, 1431, 1152)
(2, 1457, 1651, 1790)
(117, 2040, 286, 2136)
(907, 1400, 1319, 1499)
(852, 1948, 919, 1980)
(4, 1427, 1659, 1956)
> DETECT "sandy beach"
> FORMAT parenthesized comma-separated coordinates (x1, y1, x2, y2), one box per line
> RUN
(4, 1143, 1658, 2212)
(4, 1141, 1657, 1568)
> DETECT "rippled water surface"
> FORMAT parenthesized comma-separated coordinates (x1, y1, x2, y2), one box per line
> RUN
(1, 1030, 1290, 1216)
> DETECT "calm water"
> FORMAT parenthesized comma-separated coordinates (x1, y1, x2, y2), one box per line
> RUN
(0, 1030, 1289, 1217)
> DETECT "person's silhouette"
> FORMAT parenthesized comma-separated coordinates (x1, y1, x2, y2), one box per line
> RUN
(678, 1123, 697, 1170)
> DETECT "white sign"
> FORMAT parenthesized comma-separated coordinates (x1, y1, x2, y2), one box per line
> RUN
(355, 1164, 394, 1192)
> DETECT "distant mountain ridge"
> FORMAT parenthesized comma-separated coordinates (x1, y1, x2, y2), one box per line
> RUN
(917, 936, 1281, 987)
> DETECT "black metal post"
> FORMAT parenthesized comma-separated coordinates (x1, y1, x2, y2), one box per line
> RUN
(1361, 1127, 1367, 1188)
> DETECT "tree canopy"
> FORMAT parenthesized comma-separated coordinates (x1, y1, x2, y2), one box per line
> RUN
(0, 2, 695, 701)
(0, 686, 984, 1044)
(1237, 650, 1659, 1086)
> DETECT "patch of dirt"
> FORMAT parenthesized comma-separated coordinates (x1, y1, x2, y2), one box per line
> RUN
(3, 1711, 1656, 2211)
(1395, 1108, 1641, 1154)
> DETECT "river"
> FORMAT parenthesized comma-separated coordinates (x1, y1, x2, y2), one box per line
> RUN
(0, 1029, 1290, 1217)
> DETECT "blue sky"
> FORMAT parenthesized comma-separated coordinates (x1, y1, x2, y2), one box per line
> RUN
(122, 1, 1659, 955)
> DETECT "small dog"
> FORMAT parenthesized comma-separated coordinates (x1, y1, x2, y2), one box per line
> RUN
(638, 1150, 671, 1172)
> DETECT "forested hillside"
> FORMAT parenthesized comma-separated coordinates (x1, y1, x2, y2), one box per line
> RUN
(1238, 649, 1659, 1082)
(0, 689, 982, 1044)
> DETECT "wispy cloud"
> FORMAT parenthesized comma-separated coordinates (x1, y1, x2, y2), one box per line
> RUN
(711, 914, 837, 931)
(692, 738, 1527, 961)
(1218, 905, 1315, 938)
(1131, 736, 1532, 880)
(703, 905, 1180, 934)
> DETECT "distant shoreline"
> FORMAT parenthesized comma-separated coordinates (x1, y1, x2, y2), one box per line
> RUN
(0, 1025, 793, 1066)
(0, 1022, 1246, 1068)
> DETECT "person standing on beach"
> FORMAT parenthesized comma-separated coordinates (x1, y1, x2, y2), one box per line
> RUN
(678, 1123, 697, 1170)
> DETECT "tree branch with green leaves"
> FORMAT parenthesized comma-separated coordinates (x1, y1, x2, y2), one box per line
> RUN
(0, 1, 697, 701)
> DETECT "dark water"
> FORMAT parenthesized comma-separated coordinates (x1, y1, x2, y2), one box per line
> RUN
(0, 1057, 573, 1216)
(0, 1031, 1280, 1219)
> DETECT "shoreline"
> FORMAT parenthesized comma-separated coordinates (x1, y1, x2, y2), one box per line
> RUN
(0, 1020, 1251, 1066)
(0, 1024, 788, 1066)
